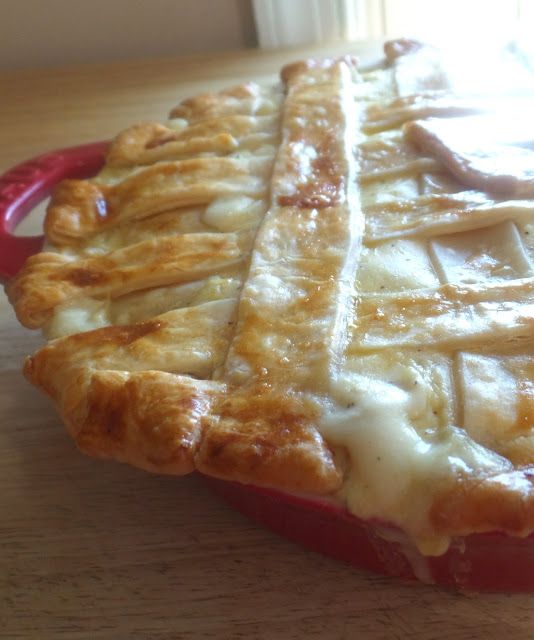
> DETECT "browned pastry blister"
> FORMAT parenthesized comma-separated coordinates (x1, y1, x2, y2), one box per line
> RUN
(7, 40, 534, 554)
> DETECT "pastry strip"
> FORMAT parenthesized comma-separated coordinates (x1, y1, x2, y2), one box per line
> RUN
(365, 194, 534, 243)
(350, 280, 534, 352)
(8, 233, 242, 328)
(107, 116, 279, 167)
(196, 57, 363, 493)
(45, 156, 272, 244)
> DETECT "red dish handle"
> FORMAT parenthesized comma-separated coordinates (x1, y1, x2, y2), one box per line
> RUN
(0, 141, 108, 282)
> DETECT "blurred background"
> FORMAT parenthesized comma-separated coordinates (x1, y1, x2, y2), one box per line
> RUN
(1, 0, 533, 72)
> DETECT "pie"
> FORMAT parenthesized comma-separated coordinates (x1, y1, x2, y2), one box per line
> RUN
(7, 39, 534, 562)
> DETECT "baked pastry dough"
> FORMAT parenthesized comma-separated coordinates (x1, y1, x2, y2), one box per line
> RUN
(7, 40, 534, 555)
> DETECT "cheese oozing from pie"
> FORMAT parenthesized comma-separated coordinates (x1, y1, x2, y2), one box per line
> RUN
(7, 40, 534, 555)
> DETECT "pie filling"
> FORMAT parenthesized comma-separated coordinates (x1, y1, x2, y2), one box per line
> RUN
(7, 40, 534, 556)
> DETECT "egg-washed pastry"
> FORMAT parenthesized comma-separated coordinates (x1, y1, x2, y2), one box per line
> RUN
(7, 39, 534, 557)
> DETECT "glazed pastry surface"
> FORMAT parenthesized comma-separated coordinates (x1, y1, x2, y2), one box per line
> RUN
(8, 40, 534, 554)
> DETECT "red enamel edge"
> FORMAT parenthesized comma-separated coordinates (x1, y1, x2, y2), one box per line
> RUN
(204, 477, 534, 591)
(0, 141, 108, 282)
(2, 141, 534, 590)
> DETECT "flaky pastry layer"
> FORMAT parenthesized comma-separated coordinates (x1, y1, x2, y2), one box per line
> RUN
(7, 40, 534, 553)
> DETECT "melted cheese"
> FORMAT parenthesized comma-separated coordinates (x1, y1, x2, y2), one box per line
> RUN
(318, 57, 534, 554)
(46, 298, 110, 338)
(21, 47, 534, 557)
(203, 195, 268, 231)
(42, 122, 276, 339)
(321, 364, 512, 555)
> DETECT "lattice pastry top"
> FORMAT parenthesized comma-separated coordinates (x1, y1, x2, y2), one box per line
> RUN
(8, 39, 534, 555)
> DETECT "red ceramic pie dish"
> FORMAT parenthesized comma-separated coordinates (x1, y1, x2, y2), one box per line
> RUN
(2, 144, 534, 592)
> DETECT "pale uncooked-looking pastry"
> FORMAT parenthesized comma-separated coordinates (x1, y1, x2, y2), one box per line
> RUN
(8, 39, 534, 555)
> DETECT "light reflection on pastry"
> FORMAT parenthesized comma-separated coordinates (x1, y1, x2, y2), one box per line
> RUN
(7, 40, 534, 556)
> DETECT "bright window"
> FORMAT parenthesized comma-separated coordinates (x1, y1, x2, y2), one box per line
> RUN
(253, 0, 534, 50)
(380, 0, 521, 48)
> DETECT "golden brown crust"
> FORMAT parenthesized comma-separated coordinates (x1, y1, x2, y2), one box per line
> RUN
(8, 234, 242, 328)
(44, 157, 270, 244)
(169, 82, 278, 121)
(24, 317, 227, 474)
(280, 55, 358, 84)
(77, 371, 221, 474)
(430, 470, 534, 538)
(196, 389, 342, 493)
(11, 60, 353, 499)
(106, 122, 238, 168)
(9, 40, 534, 550)
(45, 180, 110, 244)
(194, 58, 360, 495)
(104, 117, 279, 176)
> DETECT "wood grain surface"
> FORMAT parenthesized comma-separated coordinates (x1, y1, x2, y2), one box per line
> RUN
(1, 42, 534, 640)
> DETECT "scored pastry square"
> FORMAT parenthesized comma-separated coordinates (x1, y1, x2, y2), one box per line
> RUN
(7, 40, 534, 555)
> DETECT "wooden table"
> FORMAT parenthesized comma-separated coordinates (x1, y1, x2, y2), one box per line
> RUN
(1, 42, 533, 640)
